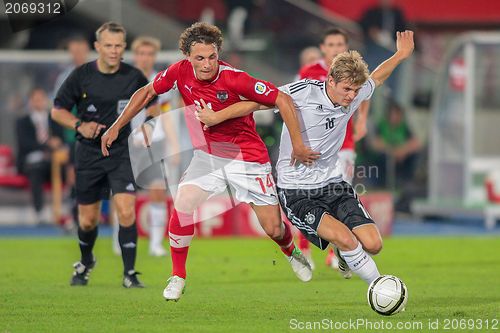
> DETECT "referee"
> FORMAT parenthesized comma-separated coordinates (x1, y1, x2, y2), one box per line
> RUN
(51, 22, 155, 288)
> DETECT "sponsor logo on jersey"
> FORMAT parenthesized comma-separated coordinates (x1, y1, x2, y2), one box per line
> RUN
(254, 82, 267, 95)
(216, 90, 228, 102)
(305, 212, 315, 225)
(184, 84, 193, 94)
(264, 88, 275, 97)
(126, 183, 135, 191)
(117, 100, 129, 115)
(86, 104, 97, 112)
(316, 105, 323, 112)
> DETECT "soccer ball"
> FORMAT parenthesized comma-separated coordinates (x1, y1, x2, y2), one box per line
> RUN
(367, 275, 408, 315)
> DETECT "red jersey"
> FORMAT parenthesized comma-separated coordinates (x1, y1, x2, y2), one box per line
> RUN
(153, 60, 279, 164)
(299, 60, 355, 150)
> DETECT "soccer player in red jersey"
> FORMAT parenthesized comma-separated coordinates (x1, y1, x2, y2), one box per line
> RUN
(297, 28, 370, 272)
(101, 22, 320, 301)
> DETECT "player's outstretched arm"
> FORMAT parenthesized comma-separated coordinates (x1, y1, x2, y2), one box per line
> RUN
(353, 100, 370, 142)
(195, 99, 264, 127)
(101, 82, 157, 156)
(275, 91, 321, 166)
(370, 31, 414, 87)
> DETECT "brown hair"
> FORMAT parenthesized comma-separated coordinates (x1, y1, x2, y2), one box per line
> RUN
(178, 22, 223, 55)
(95, 22, 126, 41)
(329, 50, 369, 85)
(131, 36, 161, 53)
(322, 27, 349, 45)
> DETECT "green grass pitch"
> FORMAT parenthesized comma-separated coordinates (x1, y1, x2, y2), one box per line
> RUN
(1, 236, 499, 332)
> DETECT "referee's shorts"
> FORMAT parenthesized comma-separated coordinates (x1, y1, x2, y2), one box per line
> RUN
(74, 141, 136, 205)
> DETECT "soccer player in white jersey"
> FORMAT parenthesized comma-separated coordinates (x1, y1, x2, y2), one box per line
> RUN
(297, 27, 371, 271)
(196, 31, 414, 285)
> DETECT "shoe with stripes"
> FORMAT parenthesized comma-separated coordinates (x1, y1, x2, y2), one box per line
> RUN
(333, 246, 352, 279)
(70, 258, 96, 286)
(123, 271, 145, 288)
(288, 247, 313, 282)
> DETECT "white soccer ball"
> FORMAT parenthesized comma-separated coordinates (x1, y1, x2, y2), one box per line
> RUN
(367, 275, 408, 315)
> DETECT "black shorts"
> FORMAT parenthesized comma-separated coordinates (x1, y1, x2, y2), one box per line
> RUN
(277, 181, 374, 250)
(74, 141, 136, 205)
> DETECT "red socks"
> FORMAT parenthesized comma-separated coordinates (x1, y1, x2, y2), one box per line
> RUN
(274, 221, 295, 256)
(298, 232, 310, 252)
(168, 210, 195, 279)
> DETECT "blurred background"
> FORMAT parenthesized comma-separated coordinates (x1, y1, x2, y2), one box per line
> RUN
(1, 0, 500, 239)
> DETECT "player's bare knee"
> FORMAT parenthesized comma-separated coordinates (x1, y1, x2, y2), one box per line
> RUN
(78, 214, 98, 231)
(174, 191, 199, 213)
(334, 233, 358, 251)
(363, 239, 383, 255)
(259, 217, 282, 239)
(116, 206, 135, 226)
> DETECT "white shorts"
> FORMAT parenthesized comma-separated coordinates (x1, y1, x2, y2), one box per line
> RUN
(338, 149, 356, 184)
(179, 150, 278, 206)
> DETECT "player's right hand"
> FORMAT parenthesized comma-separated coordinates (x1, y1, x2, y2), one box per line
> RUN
(396, 30, 414, 59)
(77, 121, 106, 140)
(195, 99, 219, 127)
(101, 127, 119, 156)
(290, 145, 321, 166)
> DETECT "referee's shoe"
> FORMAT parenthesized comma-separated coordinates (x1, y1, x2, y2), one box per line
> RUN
(70, 258, 96, 286)
(123, 270, 145, 288)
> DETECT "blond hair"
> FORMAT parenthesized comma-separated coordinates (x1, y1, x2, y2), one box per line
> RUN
(131, 36, 161, 53)
(329, 50, 369, 86)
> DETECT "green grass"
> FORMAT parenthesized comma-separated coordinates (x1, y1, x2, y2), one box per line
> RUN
(1, 236, 499, 333)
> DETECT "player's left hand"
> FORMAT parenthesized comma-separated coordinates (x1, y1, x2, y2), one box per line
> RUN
(396, 30, 414, 59)
(290, 145, 321, 167)
(101, 127, 119, 156)
(195, 99, 219, 128)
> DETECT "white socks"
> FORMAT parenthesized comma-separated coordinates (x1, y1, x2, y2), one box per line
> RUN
(339, 242, 380, 284)
(149, 202, 167, 255)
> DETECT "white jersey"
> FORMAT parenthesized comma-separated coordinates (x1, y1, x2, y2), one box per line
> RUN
(276, 78, 375, 189)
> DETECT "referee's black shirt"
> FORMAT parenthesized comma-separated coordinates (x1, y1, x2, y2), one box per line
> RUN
(54, 60, 153, 147)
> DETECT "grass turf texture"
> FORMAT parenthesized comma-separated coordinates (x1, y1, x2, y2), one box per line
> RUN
(1, 237, 499, 333)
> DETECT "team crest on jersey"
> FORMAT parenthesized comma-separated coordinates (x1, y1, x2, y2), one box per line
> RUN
(254, 82, 267, 95)
(216, 90, 228, 102)
(305, 212, 315, 225)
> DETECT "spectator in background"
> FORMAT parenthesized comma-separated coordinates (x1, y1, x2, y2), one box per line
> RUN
(360, 0, 407, 50)
(360, 0, 408, 94)
(16, 88, 64, 224)
(299, 46, 322, 68)
(54, 36, 91, 92)
(371, 100, 421, 188)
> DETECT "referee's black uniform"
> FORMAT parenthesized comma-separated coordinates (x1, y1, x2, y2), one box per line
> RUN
(54, 61, 151, 203)
(54, 60, 153, 287)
